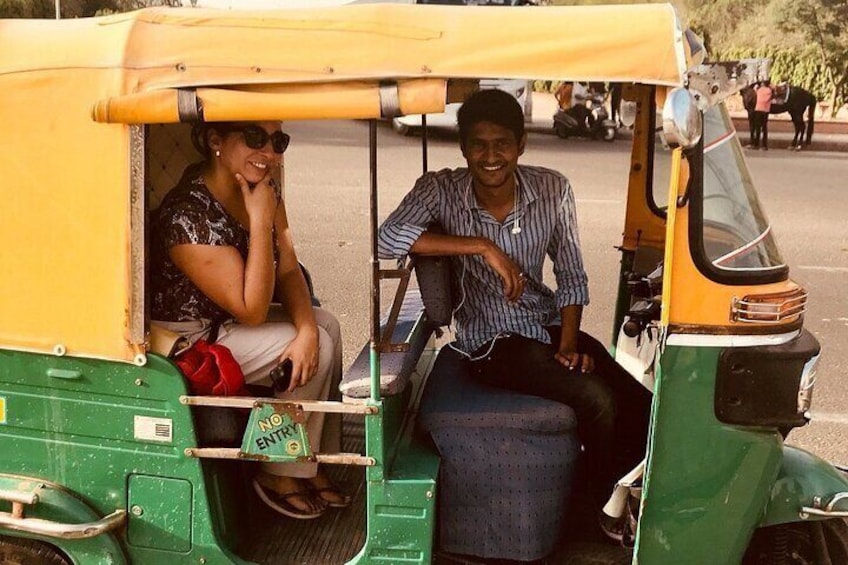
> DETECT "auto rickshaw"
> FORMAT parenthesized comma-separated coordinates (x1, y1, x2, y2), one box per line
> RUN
(1, 4, 846, 564)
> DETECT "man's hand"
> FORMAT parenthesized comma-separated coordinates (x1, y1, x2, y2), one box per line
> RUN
(481, 241, 526, 302)
(407, 233, 526, 301)
(555, 349, 595, 374)
(557, 305, 591, 373)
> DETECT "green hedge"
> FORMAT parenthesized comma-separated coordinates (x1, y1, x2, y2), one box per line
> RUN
(531, 47, 840, 109)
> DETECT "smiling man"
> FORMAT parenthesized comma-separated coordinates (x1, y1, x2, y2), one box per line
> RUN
(377, 89, 651, 535)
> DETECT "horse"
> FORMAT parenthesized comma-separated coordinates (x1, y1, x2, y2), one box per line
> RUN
(741, 84, 817, 150)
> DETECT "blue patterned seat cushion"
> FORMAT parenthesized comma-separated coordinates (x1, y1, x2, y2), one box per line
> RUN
(418, 346, 581, 560)
(418, 346, 578, 433)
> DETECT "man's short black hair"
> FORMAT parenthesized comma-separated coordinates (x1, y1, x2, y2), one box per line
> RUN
(457, 89, 525, 144)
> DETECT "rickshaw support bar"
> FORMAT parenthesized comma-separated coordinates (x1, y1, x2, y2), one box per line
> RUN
(183, 448, 376, 466)
(800, 507, 848, 519)
(0, 509, 127, 540)
(0, 489, 38, 507)
(801, 492, 848, 519)
(179, 396, 378, 414)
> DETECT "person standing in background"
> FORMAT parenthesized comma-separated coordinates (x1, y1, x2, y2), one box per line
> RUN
(752, 80, 774, 151)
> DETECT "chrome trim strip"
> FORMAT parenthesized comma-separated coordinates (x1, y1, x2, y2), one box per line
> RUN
(665, 330, 801, 348)
(710, 264, 789, 272)
(129, 125, 146, 360)
(800, 507, 848, 518)
(0, 490, 38, 505)
(731, 292, 808, 323)
(176, 89, 200, 122)
(379, 82, 400, 118)
(183, 448, 375, 466)
(704, 129, 734, 153)
(0, 509, 127, 540)
(315, 453, 376, 466)
(801, 492, 848, 519)
(713, 225, 773, 266)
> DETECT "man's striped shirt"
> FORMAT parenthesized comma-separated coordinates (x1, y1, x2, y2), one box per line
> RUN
(378, 165, 589, 353)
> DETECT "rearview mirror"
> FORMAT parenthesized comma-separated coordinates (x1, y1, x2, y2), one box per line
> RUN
(662, 87, 702, 149)
(619, 100, 637, 128)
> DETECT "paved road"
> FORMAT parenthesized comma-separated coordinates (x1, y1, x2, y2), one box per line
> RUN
(281, 118, 848, 464)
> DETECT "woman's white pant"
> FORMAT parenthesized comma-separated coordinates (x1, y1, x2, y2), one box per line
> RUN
(157, 306, 343, 478)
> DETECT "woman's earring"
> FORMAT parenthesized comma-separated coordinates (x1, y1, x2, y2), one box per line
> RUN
(214, 149, 221, 158)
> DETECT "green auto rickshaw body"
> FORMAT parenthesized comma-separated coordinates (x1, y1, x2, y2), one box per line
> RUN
(1, 4, 846, 564)
(0, 351, 248, 564)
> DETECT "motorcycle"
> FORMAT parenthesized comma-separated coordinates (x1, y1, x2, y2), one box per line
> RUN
(553, 93, 617, 141)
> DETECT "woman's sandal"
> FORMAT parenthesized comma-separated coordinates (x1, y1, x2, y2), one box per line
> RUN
(310, 485, 352, 508)
(598, 511, 626, 544)
(252, 479, 326, 520)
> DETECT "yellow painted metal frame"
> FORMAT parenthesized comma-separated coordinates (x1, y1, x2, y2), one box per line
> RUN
(665, 190, 802, 331)
(621, 85, 668, 253)
(659, 125, 801, 332)
(621, 84, 799, 333)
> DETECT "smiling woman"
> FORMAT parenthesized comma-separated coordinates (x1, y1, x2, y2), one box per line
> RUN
(149, 120, 349, 520)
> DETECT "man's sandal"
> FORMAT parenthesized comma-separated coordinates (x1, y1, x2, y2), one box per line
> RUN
(252, 479, 326, 520)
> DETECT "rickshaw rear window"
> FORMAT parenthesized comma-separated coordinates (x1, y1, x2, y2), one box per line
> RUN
(692, 105, 787, 283)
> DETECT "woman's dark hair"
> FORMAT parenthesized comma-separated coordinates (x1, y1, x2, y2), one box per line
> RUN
(457, 89, 525, 144)
(190, 122, 242, 159)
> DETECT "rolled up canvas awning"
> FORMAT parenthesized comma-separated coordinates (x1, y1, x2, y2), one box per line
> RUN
(92, 79, 447, 124)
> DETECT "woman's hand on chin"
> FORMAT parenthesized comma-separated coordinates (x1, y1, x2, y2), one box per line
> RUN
(279, 327, 320, 391)
(236, 172, 277, 230)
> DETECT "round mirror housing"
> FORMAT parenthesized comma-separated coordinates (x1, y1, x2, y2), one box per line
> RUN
(662, 87, 702, 149)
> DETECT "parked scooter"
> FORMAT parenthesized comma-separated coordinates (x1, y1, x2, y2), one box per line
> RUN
(554, 94, 617, 141)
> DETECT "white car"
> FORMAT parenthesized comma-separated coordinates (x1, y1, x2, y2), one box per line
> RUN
(391, 78, 533, 135)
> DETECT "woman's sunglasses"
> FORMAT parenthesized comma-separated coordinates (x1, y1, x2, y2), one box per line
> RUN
(238, 125, 290, 154)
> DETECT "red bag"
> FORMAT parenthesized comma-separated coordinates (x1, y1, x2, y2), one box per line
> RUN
(175, 339, 249, 396)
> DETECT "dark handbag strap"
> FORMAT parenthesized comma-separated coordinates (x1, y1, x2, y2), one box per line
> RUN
(206, 316, 229, 344)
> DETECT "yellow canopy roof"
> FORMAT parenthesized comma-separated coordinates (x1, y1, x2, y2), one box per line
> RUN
(0, 4, 688, 364)
(2, 4, 687, 124)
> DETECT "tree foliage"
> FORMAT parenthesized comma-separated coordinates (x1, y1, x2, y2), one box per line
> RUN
(0, 0, 183, 17)
(0, 0, 55, 17)
(686, 0, 846, 113)
(771, 0, 847, 113)
(553, 0, 846, 113)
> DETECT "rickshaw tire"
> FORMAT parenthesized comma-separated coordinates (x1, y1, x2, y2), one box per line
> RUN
(0, 536, 71, 565)
(741, 519, 848, 565)
(555, 123, 569, 139)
